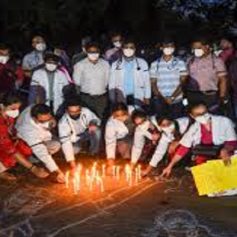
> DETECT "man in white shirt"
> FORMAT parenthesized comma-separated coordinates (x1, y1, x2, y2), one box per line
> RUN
(58, 97, 101, 170)
(73, 42, 110, 119)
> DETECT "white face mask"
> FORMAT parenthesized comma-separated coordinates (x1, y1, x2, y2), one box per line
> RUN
(39, 121, 50, 129)
(0, 56, 9, 64)
(162, 123, 175, 134)
(35, 43, 46, 52)
(123, 48, 135, 58)
(163, 47, 175, 56)
(45, 63, 57, 72)
(194, 49, 204, 57)
(195, 113, 211, 124)
(87, 53, 100, 61)
(113, 41, 122, 48)
(5, 109, 20, 118)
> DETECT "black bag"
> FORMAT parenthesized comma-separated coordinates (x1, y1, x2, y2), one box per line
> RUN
(192, 144, 222, 157)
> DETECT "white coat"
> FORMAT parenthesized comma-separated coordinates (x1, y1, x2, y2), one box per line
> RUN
(58, 108, 100, 161)
(109, 57, 151, 103)
(179, 115, 237, 148)
(16, 106, 59, 172)
(149, 117, 190, 167)
(31, 68, 69, 113)
(105, 117, 129, 159)
(131, 120, 155, 164)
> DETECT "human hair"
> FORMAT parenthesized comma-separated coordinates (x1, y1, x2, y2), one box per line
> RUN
(187, 101, 208, 114)
(0, 43, 10, 51)
(85, 42, 100, 51)
(65, 96, 81, 108)
(1, 93, 22, 107)
(161, 37, 175, 45)
(122, 38, 136, 47)
(44, 53, 60, 63)
(112, 103, 128, 114)
(131, 110, 147, 123)
(31, 104, 52, 118)
(192, 36, 211, 46)
(110, 31, 122, 39)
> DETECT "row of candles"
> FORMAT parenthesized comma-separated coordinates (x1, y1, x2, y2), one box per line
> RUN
(65, 163, 142, 195)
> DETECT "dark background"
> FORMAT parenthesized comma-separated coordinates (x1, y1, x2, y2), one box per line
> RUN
(0, 0, 237, 52)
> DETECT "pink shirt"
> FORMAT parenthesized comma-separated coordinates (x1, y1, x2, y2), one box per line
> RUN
(188, 54, 227, 91)
(219, 48, 236, 64)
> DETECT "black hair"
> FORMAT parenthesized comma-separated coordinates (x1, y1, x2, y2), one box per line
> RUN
(122, 38, 136, 47)
(187, 101, 208, 114)
(112, 103, 128, 114)
(65, 96, 81, 108)
(192, 36, 211, 46)
(0, 43, 10, 51)
(110, 31, 122, 39)
(85, 42, 100, 51)
(161, 37, 175, 45)
(131, 109, 147, 123)
(44, 53, 60, 63)
(1, 93, 22, 107)
(31, 104, 52, 118)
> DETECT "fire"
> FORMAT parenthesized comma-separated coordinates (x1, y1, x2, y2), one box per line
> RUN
(65, 162, 142, 195)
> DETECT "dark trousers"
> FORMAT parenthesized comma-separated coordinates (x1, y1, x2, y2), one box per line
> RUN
(186, 90, 220, 114)
(80, 92, 108, 119)
(151, 98, 185, 119)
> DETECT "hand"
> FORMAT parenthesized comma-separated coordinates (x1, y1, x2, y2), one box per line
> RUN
(220, 148, 231, 166)
(152, 133, 160, 142)
(56, 171, 66, 184)
(143, 98, 150, 105)
(88, 125, 98, 133)
(165, 97, 173, 105)
(49, 119, 57, 129)
(161, 166, 172, 178)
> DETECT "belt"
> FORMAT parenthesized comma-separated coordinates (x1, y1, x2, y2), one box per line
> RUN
(187, 90, 218, 96)
(80, 92, 106, 97)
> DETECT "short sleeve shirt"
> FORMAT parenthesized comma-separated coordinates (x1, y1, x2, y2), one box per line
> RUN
(188, 54, 227, 91)
(150, 57, 188, 98)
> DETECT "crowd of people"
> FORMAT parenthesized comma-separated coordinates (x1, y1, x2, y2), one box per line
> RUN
(0, 32, 237, 183)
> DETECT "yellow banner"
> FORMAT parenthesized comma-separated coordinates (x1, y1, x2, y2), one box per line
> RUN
(191, 156, 237, 196)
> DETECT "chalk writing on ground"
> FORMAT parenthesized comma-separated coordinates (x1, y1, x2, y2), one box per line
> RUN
(142, 209, 231, 237)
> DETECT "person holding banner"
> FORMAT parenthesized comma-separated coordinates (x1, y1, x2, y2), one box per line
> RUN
(162, 102, 237, 177)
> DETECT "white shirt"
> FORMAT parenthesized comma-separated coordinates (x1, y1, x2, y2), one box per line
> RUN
(73, 58, 110, 95)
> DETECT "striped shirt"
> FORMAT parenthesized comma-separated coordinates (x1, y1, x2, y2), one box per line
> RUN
(150, 57, 188, 99)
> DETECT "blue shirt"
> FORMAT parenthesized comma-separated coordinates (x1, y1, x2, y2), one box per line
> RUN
(124, 60, 135, 95)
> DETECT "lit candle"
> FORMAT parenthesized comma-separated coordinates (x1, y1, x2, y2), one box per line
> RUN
(65, 171, 70, 189)
(75, 172, 80, 192)
(102, 164, 106, 177)
(73, 178, 77, 194)
(116, 166, 120, 180)
(96, 175, 104, 192)
(86, 169, 90, 186)
(125, 164, 132, 185)
(137, 165, 141, 180)
(112, 165, 116, 177)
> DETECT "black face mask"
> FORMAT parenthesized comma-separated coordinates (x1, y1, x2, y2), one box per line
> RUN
(69, 114, 81, 120)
